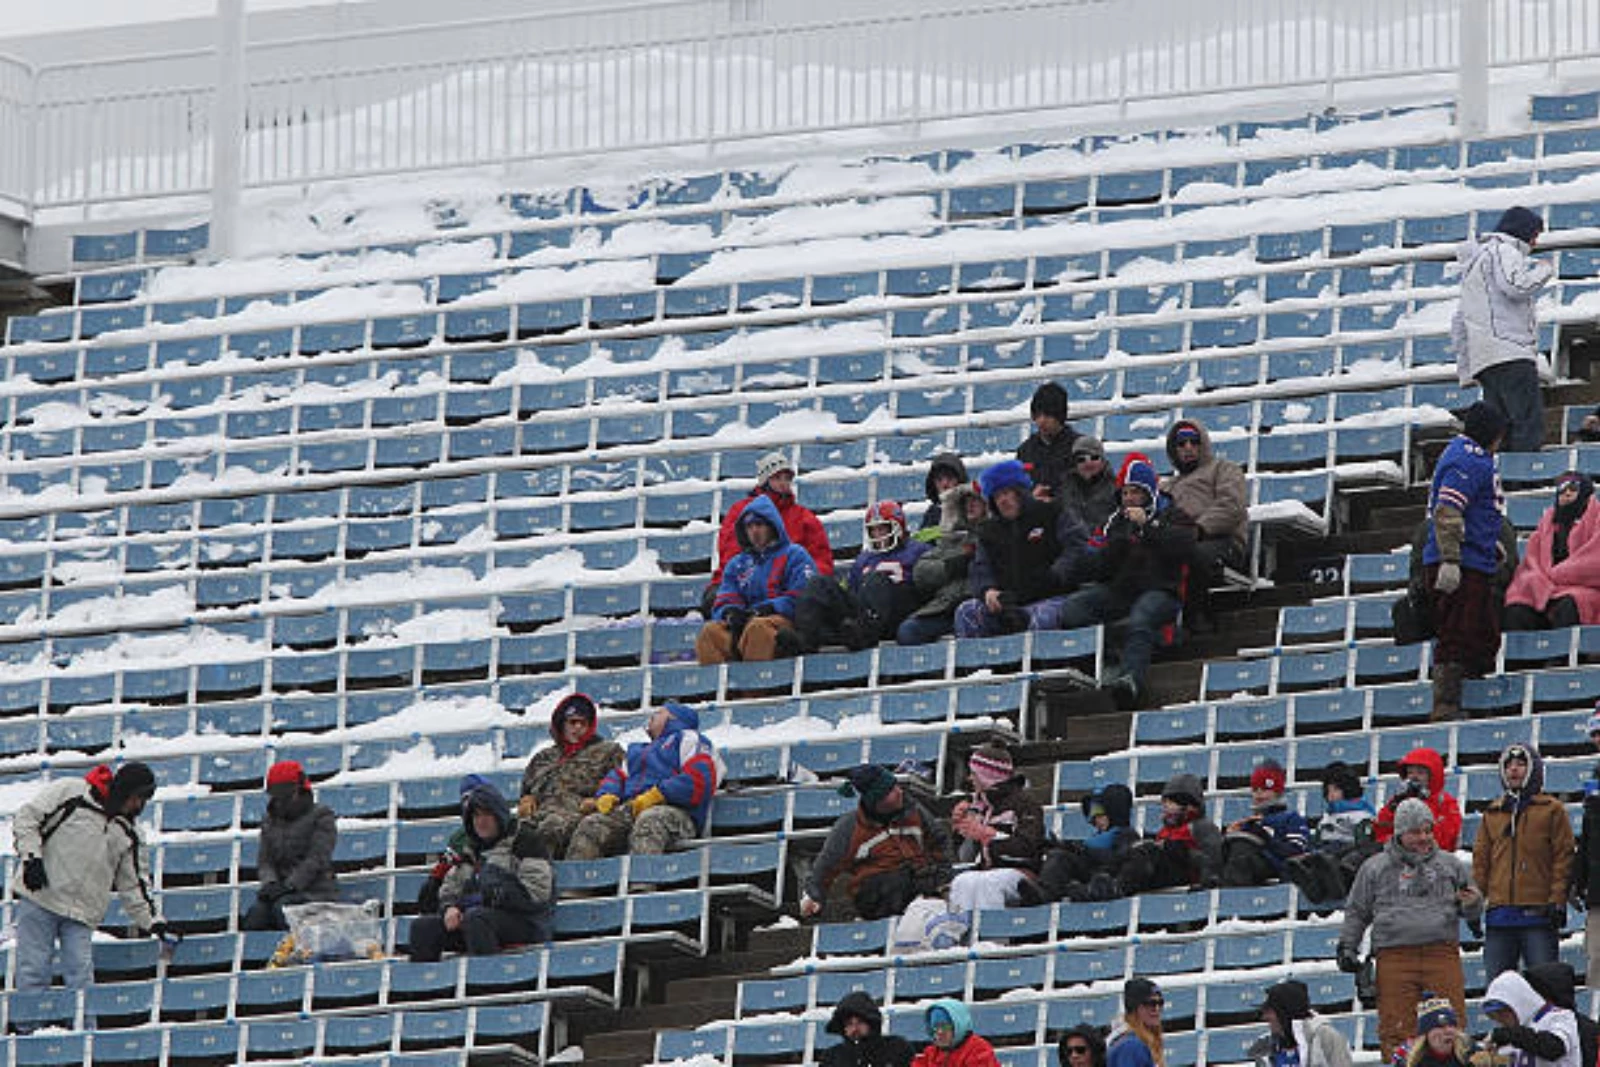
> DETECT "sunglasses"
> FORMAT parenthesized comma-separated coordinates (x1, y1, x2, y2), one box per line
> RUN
(1073, 453, 1102, 463)
(1143, 998, 1165, 1008)
(1066, 1046, 1093, 1056)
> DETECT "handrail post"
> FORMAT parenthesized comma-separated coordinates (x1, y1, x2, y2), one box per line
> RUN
(210, 0, 247, 261)
(1458, 0, 1490, 136)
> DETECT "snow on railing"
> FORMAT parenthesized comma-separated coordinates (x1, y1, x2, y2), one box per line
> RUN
(0, 0, 1596, 218)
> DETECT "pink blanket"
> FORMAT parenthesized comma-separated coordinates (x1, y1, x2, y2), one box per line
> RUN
(1505, 501, 1600, 623)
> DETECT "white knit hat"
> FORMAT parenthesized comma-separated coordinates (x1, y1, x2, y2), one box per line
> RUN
(756, 451, 793, 484)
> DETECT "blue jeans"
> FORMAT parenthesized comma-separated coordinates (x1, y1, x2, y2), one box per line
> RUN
(952, 595, 1070, 638)
(896, 614, 952, 645)
(1483, 921, 1559, 980)
(1477, 358, 1544, 454)
(1054, 584, 1181, 684)
(15, 897, 94, 991)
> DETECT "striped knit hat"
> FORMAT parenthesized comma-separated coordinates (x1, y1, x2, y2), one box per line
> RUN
(969, 743, 1014, 791)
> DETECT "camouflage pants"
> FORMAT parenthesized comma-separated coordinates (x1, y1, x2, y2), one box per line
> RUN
(565, 805, 697, 860)
(527, 809, 585, 860)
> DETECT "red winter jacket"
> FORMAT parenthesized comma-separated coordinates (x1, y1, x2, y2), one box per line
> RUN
(1373, 747, 1462, 850)
(713, 488, 834, 581)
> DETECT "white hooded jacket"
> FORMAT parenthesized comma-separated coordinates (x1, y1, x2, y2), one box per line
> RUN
(1452, 231, 1553, 385)
(1484, 971, 1580, 1067)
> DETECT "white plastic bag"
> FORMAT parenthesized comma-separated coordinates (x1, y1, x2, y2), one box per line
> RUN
(280, 901, 384, 964)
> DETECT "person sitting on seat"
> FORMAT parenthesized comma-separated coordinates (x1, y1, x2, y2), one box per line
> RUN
(700, 450, 833, 616)
(898, 482, 987, 646)
(801, 765, 952, 921)
(408, 777, 553, 961)
(820, 991, 916, 1067)
(946, 744, 1045, 920)
(918, 452, 969, 535)
(1505, 472, 1600, 631)
(1285, 761, 1378, 904)
(794, 500, 929, 652)
(1162, 419, 1247, 634)
(954, 459, 1087, 638)
(1051, 454, 1195, 709)
(695, 495, 818, 663)
(1039, 783, 1136, 903)
(516, 692, 624, 859)
(565, 701, 719, 860)
(1059, 434, 1118, 533)
(1373, 747, 1462, 851)
(1117, 773, 1223, 895)
(243, 760, 340, 931)
(1481, 970, 1581, 1067)
(1220, 760, 1312, 887)
(911, 999, 1001, 1067)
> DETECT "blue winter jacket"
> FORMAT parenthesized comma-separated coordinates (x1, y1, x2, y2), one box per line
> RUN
(596, 702, 719, 832)
(1423, 434, 1503, 575)
(1107, 1024, 1158, 1067)
(711, 495, 818, 621)
(1233, 803, 1313, 875)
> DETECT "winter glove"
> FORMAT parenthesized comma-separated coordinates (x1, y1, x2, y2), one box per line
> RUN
(752, 604, 777, 617)
(594, 794, 619, 816)
(147, 921, 171, 941)
(516, 794, 538, 820)
(722, 607, 751, 643)
(1336, 946, 1362, 974)
(629, 787, 666, 817)
(257, 881, 291, 903)
(1466, 916, 1484, 940)
(22, 857, 46, 892)
(1434, 562, 1462, 594)
(1545, 902, 1567, 929)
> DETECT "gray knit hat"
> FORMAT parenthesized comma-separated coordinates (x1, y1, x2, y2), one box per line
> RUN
(1393, 797, 1434, 838)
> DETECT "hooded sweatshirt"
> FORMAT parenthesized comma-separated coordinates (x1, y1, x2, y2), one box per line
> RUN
(1483, 971, 1580, 1067)
(438, 780, 553, 918)
(820, 991, 917, 1067)
(1524, 964, 1599, 1067)
(1163, 420, 1248, 548)
(911, 482, 986, 620)
(1373, 748, 1463, 850)
(919, 453, 970, 533)
(1474, 744, 1573, 922)
(710, 494, 819, 621)
(1152, 773, 1223, 883)
(1506, 476, 1600, 623)
(1339, 835, 1481, 954)
(1451, 228, 1553, 385)
(519, 693, 625, 818)
(911, 999, 1001, 1067)
(1250, 981, 1354, 1067)
(1081, 784, 1138, 862)
(595, 702, 720, 832)
(714, 480, 834, 581)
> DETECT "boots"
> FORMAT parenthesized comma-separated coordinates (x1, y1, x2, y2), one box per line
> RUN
(1430, 661, 1464, 721)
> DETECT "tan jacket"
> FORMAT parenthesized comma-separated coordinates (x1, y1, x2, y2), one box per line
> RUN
(1162, 421, 1248, 548)
(1473, 792, 1575, 908)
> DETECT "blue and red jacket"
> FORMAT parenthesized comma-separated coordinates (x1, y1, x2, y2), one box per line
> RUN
(711, 495, 818, 621)
(1424, 434, 1503, 575)
(597, 702, 719, 832)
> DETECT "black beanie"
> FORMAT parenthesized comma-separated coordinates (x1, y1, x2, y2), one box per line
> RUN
(107, 762, 157, 812)
(1262, 980, 1312, 1021)
(1123, 978, 1161, 1013)
(840, 764, 897, 809)
(1460, 401, 1507, 450)
(1494, 206, 1543, 244)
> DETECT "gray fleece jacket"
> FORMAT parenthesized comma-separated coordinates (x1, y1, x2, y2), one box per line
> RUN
(12, 778, 159, 930)
(1339, 838, 1481, 953)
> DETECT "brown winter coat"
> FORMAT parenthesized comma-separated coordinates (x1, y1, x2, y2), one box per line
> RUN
(1473, 791, 1575, 909)
(1163, 421, 1248, 549)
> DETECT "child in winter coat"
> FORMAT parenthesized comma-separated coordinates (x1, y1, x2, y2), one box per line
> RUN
(1286, 761, 1377, 904)
(912, 999, 1001, 1067)
(1038, 783, 1136, 902)
(1220, 760, 1312, 887)
(946, 744, 1044, 919)
(1117, 773, 1222, 895)
(794, 500, 930, 651)
(1505, 473, 1600, 630)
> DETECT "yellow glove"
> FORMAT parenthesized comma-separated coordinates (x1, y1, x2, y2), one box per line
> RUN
(594, 794, 619, 815)
(516, 795, 538, 820)
(629, 787, 666, 816)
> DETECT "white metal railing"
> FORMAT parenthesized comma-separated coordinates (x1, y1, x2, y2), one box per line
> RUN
(0, 0, 1595, 219)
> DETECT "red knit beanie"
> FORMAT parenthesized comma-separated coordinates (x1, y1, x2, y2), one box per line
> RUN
(266, 760, 306, 793)
(1250, 761, 1286, 793)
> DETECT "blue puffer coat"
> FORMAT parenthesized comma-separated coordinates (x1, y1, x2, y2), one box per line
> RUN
(597, 702, 720, 832)
(711, 495, 818, 621)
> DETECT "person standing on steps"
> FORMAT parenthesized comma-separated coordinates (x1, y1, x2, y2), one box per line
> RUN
(1424, 401, 1507, 721)
(1453, 205, 1554, 455)
(1473, 743, 1573, 978)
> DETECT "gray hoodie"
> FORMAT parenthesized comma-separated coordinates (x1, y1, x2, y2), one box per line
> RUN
(1452, 231, 1553, 385)
(1339, 837, 1481, 954)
